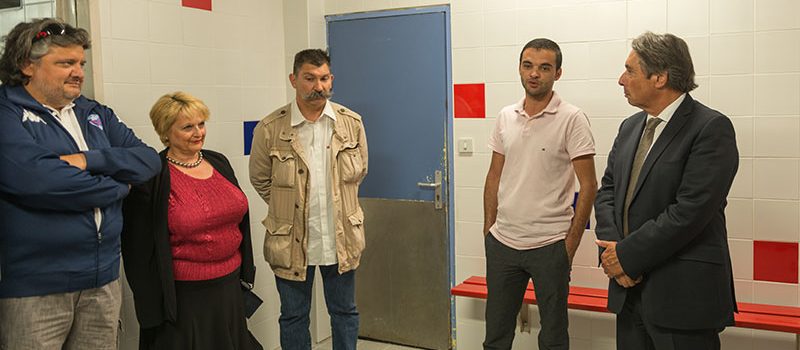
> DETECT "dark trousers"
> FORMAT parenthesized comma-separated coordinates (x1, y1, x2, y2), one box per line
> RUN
(617, 286, 721, 350)
(483, 234, 570, 350)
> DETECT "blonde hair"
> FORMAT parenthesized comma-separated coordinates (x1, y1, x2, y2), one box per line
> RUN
(149, 91, 210, 146)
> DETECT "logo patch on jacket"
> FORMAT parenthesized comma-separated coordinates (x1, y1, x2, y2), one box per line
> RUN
(21, 109, 46, 124)
(87, 114, 103, 130)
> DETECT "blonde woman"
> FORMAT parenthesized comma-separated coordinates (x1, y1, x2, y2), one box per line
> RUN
(122, 92, 261, 349)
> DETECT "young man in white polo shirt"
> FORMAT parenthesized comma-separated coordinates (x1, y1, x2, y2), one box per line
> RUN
(482, 38, 597, 350)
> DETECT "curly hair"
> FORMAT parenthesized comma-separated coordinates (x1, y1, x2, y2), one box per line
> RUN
(149, 91, 211, 146)
(0, 18, 91, 86)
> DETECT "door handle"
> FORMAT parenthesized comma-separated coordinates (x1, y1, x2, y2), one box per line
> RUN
(417, 170, 443, 209)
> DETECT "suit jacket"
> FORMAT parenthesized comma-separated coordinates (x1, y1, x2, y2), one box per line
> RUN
(594, 94, 738, 330)
(121, 149, 256, 329)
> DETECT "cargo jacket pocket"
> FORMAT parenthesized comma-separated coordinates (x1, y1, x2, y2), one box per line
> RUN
(263, 216, 294, 269)
(345, 207, 366, 259)
(338, 143, 364, 183)
(269, 149, 296, 188)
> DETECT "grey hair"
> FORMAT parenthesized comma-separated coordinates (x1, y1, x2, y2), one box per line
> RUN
(0, 18, 91, 86)
(631, 32, 697, 93)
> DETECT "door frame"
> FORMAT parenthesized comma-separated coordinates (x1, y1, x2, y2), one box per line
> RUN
(326, 5, 457, 345)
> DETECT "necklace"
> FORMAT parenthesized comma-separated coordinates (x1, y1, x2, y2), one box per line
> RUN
(166, 151, 203, 168)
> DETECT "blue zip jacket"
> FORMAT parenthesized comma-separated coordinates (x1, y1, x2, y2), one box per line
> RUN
(0, 85, 161, 298)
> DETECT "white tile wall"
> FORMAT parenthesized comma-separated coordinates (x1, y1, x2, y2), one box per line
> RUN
(684, 36, 710, 76)
(727, 198, 754, 239)
(753, 199, 800, 242)
(588, 41, 628, 80)
(731, 116, 754, 157)
(148, 43, 184, 85)
(110, 0, 149, 41)
(484, 11, 515, 47)
(452, 0, 481, 13)
(666, 0, 709, 36)
(730, 238, 754, 279)
(754, 74, 800, 115)
(754, 281, 800, 306)
(181, 6, 214, 47)
(752, 330, 797, 350)
(453, 47, 486, 83)
(755, 30, 800, 74)
(710, 33, 754, 75)
(755, 0, 800, 31)
(148, 2, 182, 44)
(452, 12, 484, 49)
(455, 222, 486, 257)
(731, 157, 754, 198)
(710, 0, 753, 34)
(484, 82, 520, 118)
(709, 75, 755, 116)
(484, 45, 519, 83)
(627, 0, 667, 38)
(754, 158, 800, 200)
(559, 42, 591, 81)
(754, 117, 800, 158)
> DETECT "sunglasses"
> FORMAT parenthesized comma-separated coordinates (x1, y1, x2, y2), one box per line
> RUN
(32, 23, 74, 44)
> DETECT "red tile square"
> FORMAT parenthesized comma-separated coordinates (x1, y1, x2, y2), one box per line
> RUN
(753, 240, 798, 284)
(182, 0, 211, 11)
(454, 83, 485, 118)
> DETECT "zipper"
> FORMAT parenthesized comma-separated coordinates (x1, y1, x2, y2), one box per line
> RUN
(94, 207, 102, 286)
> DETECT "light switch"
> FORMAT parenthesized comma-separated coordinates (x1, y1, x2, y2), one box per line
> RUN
(458, 137, 473, 154)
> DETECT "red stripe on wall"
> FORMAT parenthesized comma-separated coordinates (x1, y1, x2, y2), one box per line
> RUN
(182, 0, 211, 11)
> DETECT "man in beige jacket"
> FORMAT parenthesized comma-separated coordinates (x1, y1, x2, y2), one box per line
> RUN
(249, 49, 368, 350)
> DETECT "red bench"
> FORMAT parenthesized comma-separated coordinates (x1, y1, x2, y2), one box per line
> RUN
(452, 276, 800, 344)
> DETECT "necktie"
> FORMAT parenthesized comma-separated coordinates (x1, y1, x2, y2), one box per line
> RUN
(623, 117, 663, 236)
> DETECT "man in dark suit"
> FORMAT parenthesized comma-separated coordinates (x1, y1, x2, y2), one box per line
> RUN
(594, 32, 739, 350)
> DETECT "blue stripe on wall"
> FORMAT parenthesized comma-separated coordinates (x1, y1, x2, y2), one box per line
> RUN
(243, 120, 258, 155)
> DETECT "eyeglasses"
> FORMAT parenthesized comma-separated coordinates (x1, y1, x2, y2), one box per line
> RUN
(32, 23, 74, 44)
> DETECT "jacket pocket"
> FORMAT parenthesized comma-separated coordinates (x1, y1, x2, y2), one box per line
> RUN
(338, 143, 364, 183)
(345, 207, 366, 259)
(263, 216, 294, 269)
(269, 149, 296, 188)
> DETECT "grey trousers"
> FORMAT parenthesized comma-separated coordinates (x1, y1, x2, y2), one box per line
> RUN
(483, 234, 570, 350)
(0, 279, 122, 350)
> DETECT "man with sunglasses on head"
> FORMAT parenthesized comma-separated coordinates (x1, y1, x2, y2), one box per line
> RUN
(0, 18, 160, 349)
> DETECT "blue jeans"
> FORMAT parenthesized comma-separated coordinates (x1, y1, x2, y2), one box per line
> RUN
(275, 265, 359, 350)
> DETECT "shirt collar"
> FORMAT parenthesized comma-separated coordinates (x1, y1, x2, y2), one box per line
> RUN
(291, 99, 337, 127)
(513, 91, 562, 119)
(649, 93, 686, 124)
(44, 102, 76, 117)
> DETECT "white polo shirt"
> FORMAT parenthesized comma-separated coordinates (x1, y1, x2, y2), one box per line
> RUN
(488, 92, 595, 250)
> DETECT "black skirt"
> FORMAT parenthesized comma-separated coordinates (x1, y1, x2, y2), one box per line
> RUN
(138, 268, 262, 350)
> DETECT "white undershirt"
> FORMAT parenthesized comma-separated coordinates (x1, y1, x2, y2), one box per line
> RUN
(48, 104, 103, 234)
(291, 100, 338, 266)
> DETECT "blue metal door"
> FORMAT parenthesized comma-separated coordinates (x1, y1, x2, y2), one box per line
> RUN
(328, 6, 453, 349)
